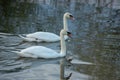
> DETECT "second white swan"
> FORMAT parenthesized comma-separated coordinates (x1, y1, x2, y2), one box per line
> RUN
(19, 12, 74, 42)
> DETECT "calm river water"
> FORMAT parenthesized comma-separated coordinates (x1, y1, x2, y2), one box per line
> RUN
(0, 0, 120, 80)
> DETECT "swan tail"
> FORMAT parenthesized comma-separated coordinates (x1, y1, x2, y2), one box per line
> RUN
(18, 35, 27, 40)
(11, 51, 21, 54)
(18, 35, 33, 42)
(12, 51, 38, 58)
(11, 51, 23, 56)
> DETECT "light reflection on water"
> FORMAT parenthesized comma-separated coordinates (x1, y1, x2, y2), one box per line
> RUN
(0, 0, 120, 80)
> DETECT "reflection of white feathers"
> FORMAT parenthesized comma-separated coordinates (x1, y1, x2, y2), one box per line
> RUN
(71, 59, 93, 65)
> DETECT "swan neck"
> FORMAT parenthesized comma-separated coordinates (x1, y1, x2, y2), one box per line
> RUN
(63, 16, 68, 31)
(60, 34, 66, 56)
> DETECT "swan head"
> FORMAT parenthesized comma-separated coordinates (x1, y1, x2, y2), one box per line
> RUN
(64, 12, 74, 20)
(60, 29, 72, 37)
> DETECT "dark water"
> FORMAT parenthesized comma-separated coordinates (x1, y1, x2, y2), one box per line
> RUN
(0, 0, 120, 80)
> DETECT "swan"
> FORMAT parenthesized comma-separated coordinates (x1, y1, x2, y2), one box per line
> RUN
(19, 12, 74, 42)
(13, 29, 72, 58)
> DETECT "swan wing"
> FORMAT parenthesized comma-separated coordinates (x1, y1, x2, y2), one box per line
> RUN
(20, 46, 60, 58)
(26, 32, 60, 42)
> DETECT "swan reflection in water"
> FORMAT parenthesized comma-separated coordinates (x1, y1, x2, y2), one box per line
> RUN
(59, 57, 93, 80)
(60, 58, 72, 80)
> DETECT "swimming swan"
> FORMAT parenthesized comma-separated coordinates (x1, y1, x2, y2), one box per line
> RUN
(19, 12, 74, 42)
(14, 29, 71, 58)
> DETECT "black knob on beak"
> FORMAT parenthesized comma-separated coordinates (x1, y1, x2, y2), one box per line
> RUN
(67, 32, 72, 38)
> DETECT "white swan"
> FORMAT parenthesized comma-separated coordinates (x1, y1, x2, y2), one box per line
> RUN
(14, 29, 71, 58)
(19, 12, 74, 42)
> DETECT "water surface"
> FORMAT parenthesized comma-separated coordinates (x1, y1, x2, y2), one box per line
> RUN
(0, 0, 120, 80)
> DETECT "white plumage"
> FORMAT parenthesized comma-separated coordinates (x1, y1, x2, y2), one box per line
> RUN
(13, 29, 72, 58)
(19, 12, 74, 42)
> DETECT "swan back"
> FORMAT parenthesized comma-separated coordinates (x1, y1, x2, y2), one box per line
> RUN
(20, 46, 61, 58)
(26, 32, 60, 42)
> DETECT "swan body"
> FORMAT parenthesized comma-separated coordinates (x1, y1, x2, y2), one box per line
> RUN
(14, 29, 72, 58)
(16, 46, 63, 58)
(19, 12, 74, 42)
(19, 32, 68, 42)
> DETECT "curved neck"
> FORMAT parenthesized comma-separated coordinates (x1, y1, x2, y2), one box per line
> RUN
(63, 16, 68, 31)
(60, 34, 66, 57)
